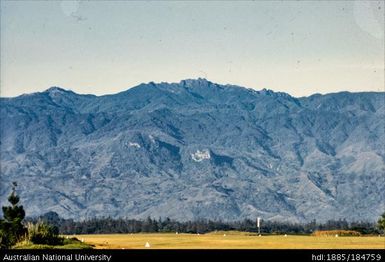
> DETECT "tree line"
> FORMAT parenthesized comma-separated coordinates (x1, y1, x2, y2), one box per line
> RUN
(2, 182, 385, 249)
(29, 211, 383, 235)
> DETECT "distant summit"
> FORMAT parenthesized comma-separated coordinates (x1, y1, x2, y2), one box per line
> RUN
(45, 86, 69, 93)
(179, 78, 213, 87)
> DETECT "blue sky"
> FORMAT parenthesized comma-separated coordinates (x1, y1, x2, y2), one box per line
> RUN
(1, 0, 384, 97)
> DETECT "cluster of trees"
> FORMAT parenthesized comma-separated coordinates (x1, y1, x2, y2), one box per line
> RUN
(0, 183, 61, 249)
(32, 211, 384, 235)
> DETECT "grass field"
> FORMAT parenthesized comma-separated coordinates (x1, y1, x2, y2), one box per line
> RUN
(72, 231, 385, 249)
(14, 237, 93, 249)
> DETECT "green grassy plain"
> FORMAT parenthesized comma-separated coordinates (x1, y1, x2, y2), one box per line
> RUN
(14, 237, 93, 249)
(73, 231, 385, 249)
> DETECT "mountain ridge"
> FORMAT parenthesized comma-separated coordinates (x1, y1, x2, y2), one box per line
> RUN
(3, 78, 382, 99)
(1, 79, 384, 222)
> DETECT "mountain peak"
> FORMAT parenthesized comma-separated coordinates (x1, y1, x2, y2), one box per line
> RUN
(260, 88, 274, 94)
(179, 78, 213, 88)
(45, 86, 73, 95)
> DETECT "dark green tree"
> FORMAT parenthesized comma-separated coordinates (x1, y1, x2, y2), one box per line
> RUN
(378, 212, 385, 234)
(0, 182, 26, 249)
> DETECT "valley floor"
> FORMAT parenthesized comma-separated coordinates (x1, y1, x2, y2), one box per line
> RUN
(72, 231, 385, 249)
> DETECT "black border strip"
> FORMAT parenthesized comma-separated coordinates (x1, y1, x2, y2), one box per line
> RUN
(1, 249, 384, 262)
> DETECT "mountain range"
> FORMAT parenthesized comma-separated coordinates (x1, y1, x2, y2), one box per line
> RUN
(1, 78, 384, 222)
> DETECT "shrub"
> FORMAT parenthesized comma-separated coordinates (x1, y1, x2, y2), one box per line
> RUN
(378, 212, 385, 233)
(312, 230, 361, 237)
(26, 221, 63, 245)
(13, 237, 92, 249)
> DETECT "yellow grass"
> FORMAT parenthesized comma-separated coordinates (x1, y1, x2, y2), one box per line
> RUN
(312, 230, 361, 237)
(71, 231, 385, 249)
